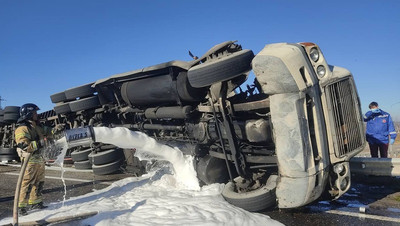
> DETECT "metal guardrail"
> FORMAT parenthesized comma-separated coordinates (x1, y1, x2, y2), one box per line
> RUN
(350, 157, 400, 177)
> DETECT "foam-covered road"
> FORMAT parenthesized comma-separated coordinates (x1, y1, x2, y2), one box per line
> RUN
(1, 162, 399, 225)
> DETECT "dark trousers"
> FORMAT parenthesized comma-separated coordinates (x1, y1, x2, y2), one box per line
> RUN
(369, 143, 389, 158)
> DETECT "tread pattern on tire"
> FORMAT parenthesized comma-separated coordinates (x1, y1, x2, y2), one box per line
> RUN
(187, 49, 254, 88)
(221, 175, 277, 212)
(89, 148, 123, 165)
(4, 106, 20, 114)
(69, 96, 100, 112)
(3, 113, 19, 123)
(50, 91, 68, 103)
(71, 147, 92, 162)
(65, 83, 95, 100)
(92, 159, 123, 175)
(0, 148, 17, 155)
(74, 159, 92, 170)
(54, 102, 72, 114)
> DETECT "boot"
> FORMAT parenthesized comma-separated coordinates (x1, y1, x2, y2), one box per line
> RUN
(18, 207, 28, 216)
(30, 202, 48, 210)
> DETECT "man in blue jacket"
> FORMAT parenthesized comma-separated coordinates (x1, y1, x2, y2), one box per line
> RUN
(364, 102, 397, 158)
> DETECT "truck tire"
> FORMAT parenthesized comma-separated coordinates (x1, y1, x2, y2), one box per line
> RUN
(4, 106, 20, 114)
(54, 102, 72, 114)
(88, 148, 123, 165)
(74, 160, 92, 170)
(0, 110, 4, 124)
(0, 148, 17, 155)
(0, 154, 19, 162)
(69, 96, 100, 112)
(92, 159, 123, 175)
(187, 49, 254, 88)
(71, 147, 92, 162)
(221, 175, 277, 212)
(50, 91, 69, 103)
(65, 83, 95, 100)
(3, 113, 19, 123)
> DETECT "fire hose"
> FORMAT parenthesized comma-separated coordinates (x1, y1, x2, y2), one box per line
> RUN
(13, 152, 32, 226)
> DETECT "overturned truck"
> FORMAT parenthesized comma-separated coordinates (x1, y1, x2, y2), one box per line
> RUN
(47, 41, 366, 211)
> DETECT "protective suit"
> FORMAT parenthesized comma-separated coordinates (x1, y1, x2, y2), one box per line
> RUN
(14, 103, 52, 215)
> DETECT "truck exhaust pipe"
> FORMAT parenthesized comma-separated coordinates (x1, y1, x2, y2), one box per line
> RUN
(64, 126, 95, 148)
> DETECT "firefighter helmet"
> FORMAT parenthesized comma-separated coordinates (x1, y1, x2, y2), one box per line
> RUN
(17, 103, 40, 123)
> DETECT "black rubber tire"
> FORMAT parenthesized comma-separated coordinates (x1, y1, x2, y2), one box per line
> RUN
(176, 72, 207, 102)
(98, 144, 118, 151)
(187, 49, 254, 88)
(221, 175, 277, 212)
(92, 159, 123, 175)
(4, 106, 20, 114)
(69, 96, 100, 112)
(54, 102, 72, 115)
(0, 154, 19, 161)
(50, 91, 68, 103)
(74, 160, 92, 170)
(71, 147, 92, 162)
(89, 148, 123, 165)
(0, 148, 17, 155)
(3, 113, 19, 123)
(65, 83, 95, 100)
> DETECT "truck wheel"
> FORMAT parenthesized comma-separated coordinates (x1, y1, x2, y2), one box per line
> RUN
(0, 154, 19, 162)
(74, 160, 92, 170)
(88, 148, 124, 165)
(92, 159, 123, 175)
(3, 113, 19, 123)
(65, 83, 96, 100)
(0, 110, 4, 124)
(69, 96, 100, 112)
(221, 175, 278, 212)
(71, 147, 92, 162)
(54, 102, 72, 114)
(50, 91, 68, 103)
(187, 49, 254, 88)
(0, 148, 17, 155)
(4, 106, 20, 114)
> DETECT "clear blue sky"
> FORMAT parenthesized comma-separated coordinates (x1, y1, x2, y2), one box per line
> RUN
(1, 0, 399, 121)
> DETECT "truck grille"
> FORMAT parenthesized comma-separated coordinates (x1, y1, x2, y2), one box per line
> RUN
(326, 79, 363, 157)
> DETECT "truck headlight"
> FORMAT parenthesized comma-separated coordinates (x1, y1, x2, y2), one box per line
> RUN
(333, 163, 346, 176)
(309, 47, 319, 62)
(317, 65, 326, 78)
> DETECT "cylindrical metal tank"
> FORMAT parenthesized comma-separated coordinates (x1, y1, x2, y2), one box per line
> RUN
(121, 72, 206, 107)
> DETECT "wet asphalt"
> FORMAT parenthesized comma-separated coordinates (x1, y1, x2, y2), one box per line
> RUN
(0, 161, 399, 225)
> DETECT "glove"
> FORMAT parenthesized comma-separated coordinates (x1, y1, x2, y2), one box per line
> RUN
(390, 138, 395, 145)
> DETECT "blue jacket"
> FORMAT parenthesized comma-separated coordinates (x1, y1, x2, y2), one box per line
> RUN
(364, 109, 397, 144)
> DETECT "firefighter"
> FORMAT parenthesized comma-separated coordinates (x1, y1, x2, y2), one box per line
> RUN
(364, 101, 397, 158)
(14, 103, 53, 216)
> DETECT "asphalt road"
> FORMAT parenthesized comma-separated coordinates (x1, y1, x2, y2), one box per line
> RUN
(0, 163, 136, 220)
(0, 156, 399, 225)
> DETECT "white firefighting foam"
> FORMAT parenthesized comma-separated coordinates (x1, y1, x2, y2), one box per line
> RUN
(92, 127, 200, 190)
